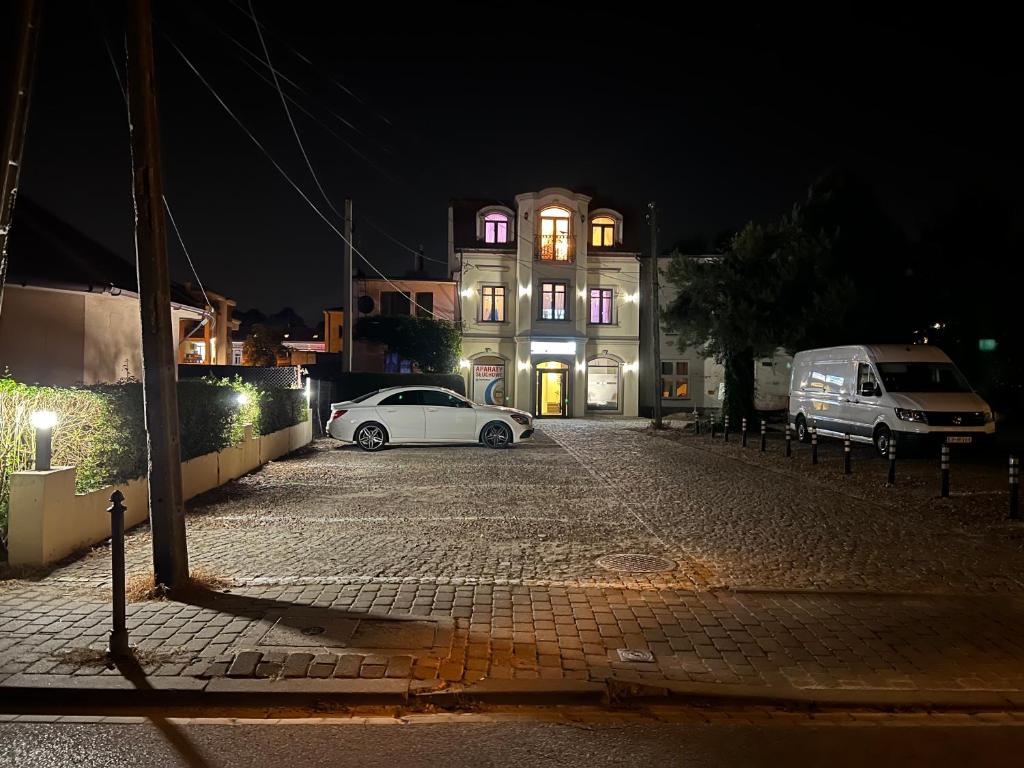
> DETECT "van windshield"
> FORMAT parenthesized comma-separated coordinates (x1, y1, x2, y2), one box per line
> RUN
(876, 363, 971, 393)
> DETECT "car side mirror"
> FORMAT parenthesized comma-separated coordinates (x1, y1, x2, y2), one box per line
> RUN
(860, 382, 880, 397)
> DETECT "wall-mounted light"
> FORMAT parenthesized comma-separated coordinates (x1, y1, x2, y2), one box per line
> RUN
(519, 284, 531, 298)
(31, 410, 58, 471)
(459, 358, 471, 369)
(517, 360, 529, 372)
(623, 361, 639, 373)
(461, 287, 474, 298)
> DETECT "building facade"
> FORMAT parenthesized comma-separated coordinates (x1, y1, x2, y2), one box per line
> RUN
(450, 188, 641, 417)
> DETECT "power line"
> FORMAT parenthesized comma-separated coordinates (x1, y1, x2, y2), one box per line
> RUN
(164, 34, 442, 319)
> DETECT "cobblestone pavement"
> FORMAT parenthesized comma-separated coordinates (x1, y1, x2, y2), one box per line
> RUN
(2, 419, 1024, 696)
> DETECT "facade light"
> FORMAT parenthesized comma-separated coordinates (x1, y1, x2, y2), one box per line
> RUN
(461, 287, 474, 298)
(459, 358, 471, 369)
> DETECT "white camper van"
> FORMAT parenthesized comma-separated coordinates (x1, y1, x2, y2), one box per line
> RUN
(789, 345, 994, 455)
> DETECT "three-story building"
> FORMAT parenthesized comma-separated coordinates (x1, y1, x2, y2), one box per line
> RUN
(449, 188, 641, 417)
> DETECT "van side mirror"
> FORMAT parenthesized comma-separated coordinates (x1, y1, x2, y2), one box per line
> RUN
(860, 382, 880, 397)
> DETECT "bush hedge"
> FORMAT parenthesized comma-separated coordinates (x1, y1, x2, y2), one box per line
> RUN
(0, 376, 307, 552)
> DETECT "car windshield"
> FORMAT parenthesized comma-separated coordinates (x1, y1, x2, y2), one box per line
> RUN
(876, 362, 972, 393)
(351, 390, 381, 403)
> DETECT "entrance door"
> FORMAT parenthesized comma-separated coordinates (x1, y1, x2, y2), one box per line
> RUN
(534, 361, 569, 417)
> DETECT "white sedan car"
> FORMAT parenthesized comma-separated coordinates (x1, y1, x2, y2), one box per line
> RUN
(327, 386, 534, 451)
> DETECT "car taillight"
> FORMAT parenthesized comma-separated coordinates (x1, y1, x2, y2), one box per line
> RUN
(329, 409, 347, 421)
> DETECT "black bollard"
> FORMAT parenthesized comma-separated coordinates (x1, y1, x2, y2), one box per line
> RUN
(811, 427, 818, 465)
(843, 434, 852, 475)
(887, 434, 897, 486)
(741, 417, 748, 448)
(107, 490, 130, 657)
(693, 409, 700, 435)
(1010, 456, 1019, 521)
(785, 423, 792, 458)
(940, 443, 950, 498)
(711, 419, 717, 439)
(724, 416, 730, 443)
(760, 420, 767, 453)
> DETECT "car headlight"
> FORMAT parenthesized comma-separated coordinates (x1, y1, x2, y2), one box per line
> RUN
(510, 413, 531, 425)
(894, 408, 928, 423)
(984, 410, 995, 423)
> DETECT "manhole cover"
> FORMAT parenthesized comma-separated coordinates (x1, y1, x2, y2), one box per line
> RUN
(301, 626, 326, 636)
(596, 553, 676, 573)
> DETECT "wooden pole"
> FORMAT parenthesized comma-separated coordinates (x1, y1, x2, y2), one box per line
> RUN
(126, 0, 188, 587)
(342, 198, 353, 372)
(0, 0, 43, 316)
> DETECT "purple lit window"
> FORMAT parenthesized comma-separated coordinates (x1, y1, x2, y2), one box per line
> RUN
(589, 288, 613, 324)
(484, 213, 509, 244)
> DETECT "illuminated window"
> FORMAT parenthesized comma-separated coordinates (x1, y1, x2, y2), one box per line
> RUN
(484, 212, 510, 244)
(661, 361, 689, 399)
(538, 206, 572, 261)
(539, 281, 567, 320)
(589, 288, 613, 324)
(591, 216, 615, 247)
(481, 285, 506, 322)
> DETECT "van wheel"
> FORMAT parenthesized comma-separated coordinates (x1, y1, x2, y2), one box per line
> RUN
(795, 415, 809, 443)
(873, 424, 892, 458)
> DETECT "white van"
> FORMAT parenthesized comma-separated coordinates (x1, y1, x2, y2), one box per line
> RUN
(789, 345, 995, 455)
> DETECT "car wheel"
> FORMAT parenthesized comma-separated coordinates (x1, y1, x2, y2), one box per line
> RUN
(795, 414, 809, 443)
(481, 422, 512, 449)
(873, 424, 891, 458)
(355, 422, 387, 452)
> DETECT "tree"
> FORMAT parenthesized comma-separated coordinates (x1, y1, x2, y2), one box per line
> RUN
(663, 169, 907, 425)
(243, 323, 285, 367)
(355, 315, 461, 373)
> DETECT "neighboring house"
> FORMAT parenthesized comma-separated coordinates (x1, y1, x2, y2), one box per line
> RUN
(0, 199, 237, 386)
(344, 275, 458, 373)
(646, 255, 792, 414)
(230, 327, 325, 366)
(450, 188, 641, 417)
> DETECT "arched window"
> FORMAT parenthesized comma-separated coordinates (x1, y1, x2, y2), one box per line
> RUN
(586, 356, 621, 412)
(484, 212, 510, 244)
(591, 216, 615, 247)
(538, 206, 572, 261)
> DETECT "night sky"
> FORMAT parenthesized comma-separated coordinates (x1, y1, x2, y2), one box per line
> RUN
(3, 3, 1020, 323)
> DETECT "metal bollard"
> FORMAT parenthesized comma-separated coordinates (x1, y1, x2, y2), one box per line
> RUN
(811, 427, 818, 465)
(785, 423, 792, 458)
(693, 409, 700, 435)
(741, 417, 748, 448)
(760, 420, 767, 452)
(940, 444, 950, 498)
(1010, 456, 1020, 520)
(887, 435, 897, 486)
(711, 419, 717, 439)
(843, 434, 851, 475)
(724, 416, 730, 443)
(107, 490, 130, 657)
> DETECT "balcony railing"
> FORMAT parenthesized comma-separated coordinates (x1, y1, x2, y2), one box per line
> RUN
(536, 233, 575, 262)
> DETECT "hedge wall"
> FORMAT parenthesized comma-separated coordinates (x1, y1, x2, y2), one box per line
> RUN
(1, 376, 307, 553)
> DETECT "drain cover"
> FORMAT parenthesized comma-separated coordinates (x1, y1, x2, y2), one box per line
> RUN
(596, 553, 676, 573)
(617, 649, 655, 663)
(301, 626, 326, 636)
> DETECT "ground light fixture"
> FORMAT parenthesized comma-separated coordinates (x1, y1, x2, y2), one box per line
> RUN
(30, 410, 58, 471)
(236, 392, 249, 406)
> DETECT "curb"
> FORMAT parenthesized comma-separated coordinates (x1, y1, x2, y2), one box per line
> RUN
(3, 675, 1024, 715)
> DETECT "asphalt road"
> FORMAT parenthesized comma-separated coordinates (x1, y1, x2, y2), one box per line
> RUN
(2, 720, 1022, 768)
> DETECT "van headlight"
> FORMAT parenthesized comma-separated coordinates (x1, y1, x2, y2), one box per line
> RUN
(894, 408, 928, 423)
(510, 413, 531, 425)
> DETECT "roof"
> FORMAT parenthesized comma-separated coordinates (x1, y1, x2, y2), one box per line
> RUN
(5, 197, 204, 309)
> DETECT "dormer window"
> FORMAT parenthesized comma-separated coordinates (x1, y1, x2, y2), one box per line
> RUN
(591, 216, 615, 247)
(484, 212, 510, 244)
(538, 206, 572, 261)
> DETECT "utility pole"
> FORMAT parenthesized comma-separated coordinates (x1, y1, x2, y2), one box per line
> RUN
(127, 0, 189, 587)
(342, 198, 353, 372)
(648, 201, 663, 429)
(0, 0, 43, 316)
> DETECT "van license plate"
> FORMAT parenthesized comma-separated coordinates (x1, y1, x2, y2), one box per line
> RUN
(946, 436, 972, 444)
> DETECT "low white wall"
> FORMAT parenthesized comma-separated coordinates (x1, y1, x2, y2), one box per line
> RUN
(7, 412, 312, 566)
